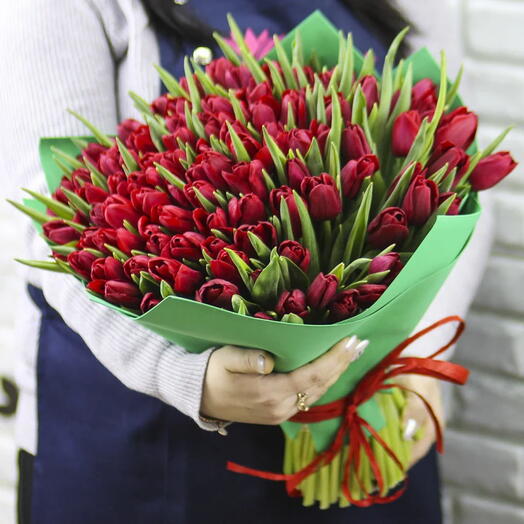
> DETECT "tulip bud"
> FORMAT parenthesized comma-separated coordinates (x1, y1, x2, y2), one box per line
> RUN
(329, 290, 360, 322)
(140, 292, 161, 313)
(195, 278, 240, 309)
(148, 257, 203, 295)
(411, 79, 438, 116)
(427, 145, 469, 178)
(228, 193, 266, 226)
(162, 232, 206, 261)
(360, 75, 379, 113)
(342, 124, 372, 161)
(469, 152, 517, 191)
(307, 273, 339, 309)
(341, 154, 379, 199)
(233, 222, 277, 255)
(286, 158, 310, 191)
(275, 289, 308, 318)
(202, 236, 230, 258)
(392, 111, 421, 157)
(277, 240, 311, 272)
(436, 107, 478, 150)
(91, 257, 126, 281)
(43, 220, 80, 245)
(402, 175, 439, 226)
(67, 250, 98, 280)
(439, 192, 461, 216)
(300, 174, 342, 221)
(123, 255, 151, 279)
(369, 252, 403, 284)
(116, 228, 144, 255)
(357, 284, 387, 308)
(269, 186, 303, 237)
(104, 280, 141, 308)
(156, 205, 194, 233)
(367, 207, 410, 249)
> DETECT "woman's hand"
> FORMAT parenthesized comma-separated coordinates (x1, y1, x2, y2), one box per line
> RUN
(399, 375, 444, 469)
(200, 336, 368, 425)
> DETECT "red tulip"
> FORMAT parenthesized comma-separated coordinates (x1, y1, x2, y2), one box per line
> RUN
(275, 289, 308, 318)
(202, 236, 230, 258)
(233, 222, 277, 255)
(228, 193, 266, 226)
(342, 124, 372, 161)
(307, 273, 339, 309)
(209, 249, 250, 286)
(287, 158, 310, 191)
(357, 284, 387, 308)
(91, 257, 126, 281)
(427, 145, 469, 178)
(140, 292, 161, 313)
(360, 75, 379, 113)
(280, 90, 307, 128)
(156, 205, 194, 233)
(402, 175, 439, 226)
(341, 154, 380, 199)
(104, 197, 140, 229)
(123, 255, 151, 279)
(115, 228, 144, 255)
(329, 290, 360, 322)
(162, 232, 206, 261)
(186, 151, 233, 190)
(300, 174, 341, 220)
(277, 240, 311, 272)
(104, 280, 141, 308)
(251, 95, 280, 130)
(367, 207, 410, 249)
(469, 152, 517, 191)
(436, 107, 478, 150)
(439, 192, 461, 216)
(148, 257, 203, 295)
(392, 111, 421, 157)
(286, 129, 313, 155)
(222, 160, 268, 200)
(369, 253, 403, 284)
(195, 278, 239, 309)
(43, 220, 80, 245)
(67, 250, 97, 280)
(183, 180, 218, 208)
(411, 79, 437, 116)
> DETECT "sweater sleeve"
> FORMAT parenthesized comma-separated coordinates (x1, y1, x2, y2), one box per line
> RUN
(0, 0, 216, 430)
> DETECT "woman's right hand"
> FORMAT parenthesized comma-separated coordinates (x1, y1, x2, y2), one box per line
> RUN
(200, 336, 368, 425)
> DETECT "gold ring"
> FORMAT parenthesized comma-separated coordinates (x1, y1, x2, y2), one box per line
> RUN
(296, 392, 310, 412)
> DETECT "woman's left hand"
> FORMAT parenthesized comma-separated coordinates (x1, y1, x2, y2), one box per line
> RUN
(397, 375, 444, 469)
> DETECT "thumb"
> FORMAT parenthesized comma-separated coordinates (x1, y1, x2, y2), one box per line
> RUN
(220, 346, 275, 375)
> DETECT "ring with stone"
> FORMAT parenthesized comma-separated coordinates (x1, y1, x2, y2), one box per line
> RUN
(296, 392, 310, 412)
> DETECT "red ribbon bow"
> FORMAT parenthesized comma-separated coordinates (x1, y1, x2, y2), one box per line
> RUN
(227, 316, 469, 506)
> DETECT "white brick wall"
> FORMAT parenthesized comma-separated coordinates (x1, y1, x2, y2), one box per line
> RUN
(439, 0, 524, 522)
(0, 2, 522, 523)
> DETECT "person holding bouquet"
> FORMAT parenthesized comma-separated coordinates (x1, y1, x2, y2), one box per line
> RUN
(0, 1, 494, 523)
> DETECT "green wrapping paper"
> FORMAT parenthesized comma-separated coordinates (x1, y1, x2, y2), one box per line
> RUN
(28, 11, 482, 453)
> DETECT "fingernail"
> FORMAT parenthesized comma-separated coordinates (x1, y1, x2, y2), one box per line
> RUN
(344, 335, 357, 352)
(257, 354, 266, 374)
(352, 340, 369, 361)
(403, 418, 418, 441)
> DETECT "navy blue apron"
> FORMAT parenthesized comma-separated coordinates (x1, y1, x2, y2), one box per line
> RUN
(28, 3, 442, 522)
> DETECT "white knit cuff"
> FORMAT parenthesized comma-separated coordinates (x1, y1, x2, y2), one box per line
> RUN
(155, 344, 219, 431)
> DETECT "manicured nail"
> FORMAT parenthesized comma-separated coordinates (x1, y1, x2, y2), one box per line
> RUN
(403, 418, 418, 441)
(352, 340, 369, 361)
(344, 335, 357, 352)
(257, 354, 266, 374)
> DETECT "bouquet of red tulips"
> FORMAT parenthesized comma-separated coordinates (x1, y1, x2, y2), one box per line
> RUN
(12, 11, 517, 509)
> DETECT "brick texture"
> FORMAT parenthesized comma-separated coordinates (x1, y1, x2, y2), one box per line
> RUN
(442, 0, 524, 521)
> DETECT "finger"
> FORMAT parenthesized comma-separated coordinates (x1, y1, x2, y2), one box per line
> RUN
(288, 336, 369, 398)
(219, 345, 275, 375)
(408, 421, 436, 468)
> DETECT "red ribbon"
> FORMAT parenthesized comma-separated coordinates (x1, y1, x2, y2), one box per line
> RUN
(227, 316, 469, 506)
